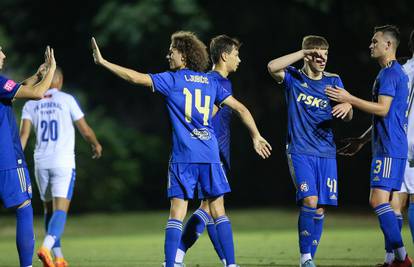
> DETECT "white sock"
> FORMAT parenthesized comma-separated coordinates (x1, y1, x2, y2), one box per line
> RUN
(175, 249, 186, 263)
(385, 252, 395, 264)
(42, 235, 56, 250)
(227, 265, 238, 267)
(395, 247, 407, 261)
(222, 259, 227, 266)
(53, 247, 64, 258)
(301, 253, 312, 264)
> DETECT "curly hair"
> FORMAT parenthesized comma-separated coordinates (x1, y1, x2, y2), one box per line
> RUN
(171, 31, 209, 72)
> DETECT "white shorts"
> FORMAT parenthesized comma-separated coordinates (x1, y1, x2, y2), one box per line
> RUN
(399, 160, 414, 194)
(35, 167, 76, 201)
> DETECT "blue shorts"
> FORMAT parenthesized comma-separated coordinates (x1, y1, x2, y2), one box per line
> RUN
(287, 153, 338, 206)
(370, 157, 405, 191)
(167, 163, 231, 200)
(0, 167, 32, 208)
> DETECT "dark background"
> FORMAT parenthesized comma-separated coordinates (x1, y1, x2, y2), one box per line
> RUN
(1, 0, 413, 213)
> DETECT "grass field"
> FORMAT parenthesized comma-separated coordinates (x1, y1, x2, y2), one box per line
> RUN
(0, 209, 412, 267)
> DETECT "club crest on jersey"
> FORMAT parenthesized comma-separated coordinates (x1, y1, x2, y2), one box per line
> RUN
(191, 128, 211, 140)
(297, 93, 328, 109)
(3, 80, 16, 92)
(299, 182, 309, 192)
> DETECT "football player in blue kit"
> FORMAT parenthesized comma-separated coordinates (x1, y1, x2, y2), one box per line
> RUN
(326, 25, 411, 267)
(91, 31, 271, 267)
(268, 35, 353, 267)
(0, 45, 56, 267)
(175, 35, 242, 266)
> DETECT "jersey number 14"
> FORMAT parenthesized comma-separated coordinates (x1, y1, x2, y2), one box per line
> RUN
(183, 88, 211, 126)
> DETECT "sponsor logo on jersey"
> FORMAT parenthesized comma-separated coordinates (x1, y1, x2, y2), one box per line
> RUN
(3, 80, 16, 92)
(191, 128, 211, 140)
(300, 82, 309, 88)
(299, 182, 309, 192)
(184, 75, 209, 84)
(329, 194, 337, 200)
(296, 93, 328, 109)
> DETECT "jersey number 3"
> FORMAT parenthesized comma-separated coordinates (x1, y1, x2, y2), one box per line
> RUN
(183, 88, 211, 126)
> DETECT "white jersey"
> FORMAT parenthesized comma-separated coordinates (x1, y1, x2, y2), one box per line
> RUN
(404, 57, 414, 160)
(22, 88, 84, 169)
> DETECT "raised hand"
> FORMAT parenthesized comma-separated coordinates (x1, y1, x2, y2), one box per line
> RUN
(337, 137, 367, 156)
(332, 103, 352, 119)
(91, 37, 104, 65)
(303, 49, 325, 62)
(44, 45, 56, 68)
(253, 136, 272, 159)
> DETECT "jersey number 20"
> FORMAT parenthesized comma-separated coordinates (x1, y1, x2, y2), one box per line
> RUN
(41, 120, 58, 141)
(183, 88, 211, 126)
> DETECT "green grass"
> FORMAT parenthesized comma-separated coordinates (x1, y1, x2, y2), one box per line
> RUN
(0, 209, 412, 266)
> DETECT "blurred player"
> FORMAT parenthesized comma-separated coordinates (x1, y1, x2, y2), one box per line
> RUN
(20, 67, 102, 267)
(0, 45, 56, 267)
(268, 35, 353, 267)
(175, 35, 241, 266)
(326, 25, 411, 267)
(91, 31, 271, 267)
(338, 29, 414, 267)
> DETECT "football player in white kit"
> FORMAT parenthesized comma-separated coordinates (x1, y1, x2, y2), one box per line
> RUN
(20, 67, 102, 267)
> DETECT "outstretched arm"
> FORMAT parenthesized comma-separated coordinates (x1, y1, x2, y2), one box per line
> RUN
(19, 119, 32, 150)
(15, 46, 56, 100)
(91, 37, 152, 88)
(326, 86, 392, 117)
(221, 96, 272, 159)
(75, 118, 102, 159)
(267, 49, 325, 83)
(337, 126, 372, 156)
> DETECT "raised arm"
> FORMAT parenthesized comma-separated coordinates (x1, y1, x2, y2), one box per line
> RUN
(267, 49, 324, 83)
(19, 119, 32, 150)
(75, 118, 102, 159)
(15, 46, 56, 100)
(221, 96, 272, 159)
(91, 37, 152, 88)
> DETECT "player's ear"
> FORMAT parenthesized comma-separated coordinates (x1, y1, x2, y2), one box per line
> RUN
(221, 52, 228, 62)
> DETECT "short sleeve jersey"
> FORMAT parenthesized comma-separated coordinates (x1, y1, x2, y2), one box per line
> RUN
(372, 60, 409, 159)
(282, 66, 344, 158)
(208, 71, 233, 169)
(0, 75, 26, 170)
(21, 88, 84, 169)
(149, 69, 231, 163)
(403, 57, 414, 159)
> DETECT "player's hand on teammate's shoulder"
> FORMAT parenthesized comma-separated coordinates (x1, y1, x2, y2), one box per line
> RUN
(337, 137, 366, 156)
(91, 37, 105, 65)
(92, 143, 102, 159)
(332, 103, 352, 119)
(325, 85, 352, 103)
(252, 135, 272, 159)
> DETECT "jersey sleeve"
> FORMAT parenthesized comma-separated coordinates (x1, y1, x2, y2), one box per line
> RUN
(378, 70, 399, 97)
(0, 75, 21, 99)
(69, 96, 85, 121)
(149, 71, 175, 97)
(21, 102, 33, 121)
(215, 82, 232, 106)
(282, 66, 299, 89)
(335, 76, 345, 89)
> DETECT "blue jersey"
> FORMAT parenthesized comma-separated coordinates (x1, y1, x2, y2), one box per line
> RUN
(150, 69, 231, 163)
(282, 66, 344, 158)
(0, 75, 26, 170)
(371, 60, 409, 159)
(209, 71, 232, 171)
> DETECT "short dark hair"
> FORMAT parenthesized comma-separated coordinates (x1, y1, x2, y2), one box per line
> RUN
(209, 35, 241, 64)
(171, 31, 209, 72)
(374, 25, 400, 46)
(409, 29, 414, 54)
(302, 35, 329, 50)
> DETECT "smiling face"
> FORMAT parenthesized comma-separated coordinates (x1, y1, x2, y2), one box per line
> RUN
(166, 44, 185, 70)
(0, 47, 5, 70)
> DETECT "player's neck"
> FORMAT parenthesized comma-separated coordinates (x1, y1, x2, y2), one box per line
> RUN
(212, 64, 229, 78)
(302, 65, 322, 80)
(378, 55, 396, 68)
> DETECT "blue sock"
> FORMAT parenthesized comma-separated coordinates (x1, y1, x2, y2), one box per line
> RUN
(44, 211, 61, 250)
(207, 217, 226, 262)
(384, 213, 402, 253)
(47, 210, 67, 242)
(179, 209, 209, 252)
(311, 213, 324, 258)
(16, 203, 34, 267)
(298, 205, 317, 254)
(396, 214, 403, 232)
(165, 219, 183, 267)
(408, 203, 414, 243)
(215, 216, 235, 265)
(374, 204, 404, 250)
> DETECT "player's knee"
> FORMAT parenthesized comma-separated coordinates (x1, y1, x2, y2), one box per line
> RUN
(316, 207, 325, 215)
(199, 200, 210, 214)
(302, 196, 318, 208)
